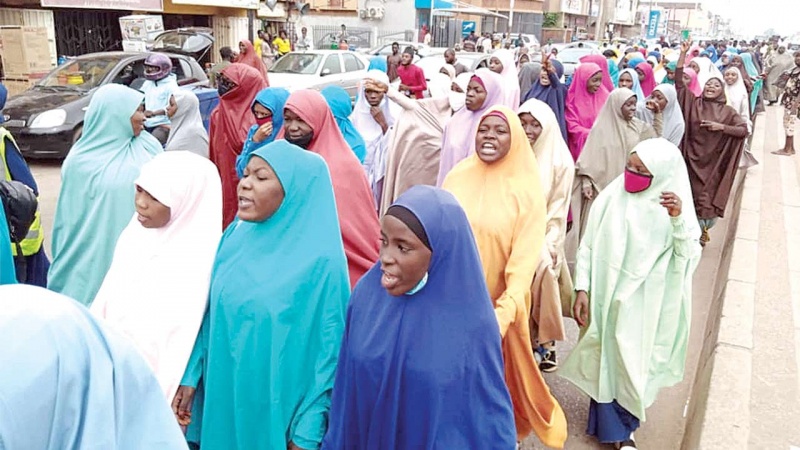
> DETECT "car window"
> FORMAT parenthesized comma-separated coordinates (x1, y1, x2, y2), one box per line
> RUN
(342, 53, 363, 72)
(179, 59, 194, 81)
(112, 61, 138, 86)
(322, 55, 342, 75)
(272, 53, 324, 74)
(35, 57, 120, 92)
(170, 58, 186, 79)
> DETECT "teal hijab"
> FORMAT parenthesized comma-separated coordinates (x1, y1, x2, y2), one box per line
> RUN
(662, 61, 677, 84)
(740, 53, 763, 112)
(321, 85, 367, 162)
(48, 84, 162, 305)
(0, 206, 15, 284)
(236, 87, 291, 178)
(608, 58, 620, 87)
(181, 140, 349, 450)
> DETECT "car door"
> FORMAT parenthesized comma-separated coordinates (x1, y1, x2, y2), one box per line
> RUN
(316, 54, 344, 92)
(340, 53, 367, 98)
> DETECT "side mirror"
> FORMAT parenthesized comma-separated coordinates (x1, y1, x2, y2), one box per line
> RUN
(321, 68, 331, 76)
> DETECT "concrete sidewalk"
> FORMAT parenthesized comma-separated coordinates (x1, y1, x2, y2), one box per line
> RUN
(683, 105, 800, 449)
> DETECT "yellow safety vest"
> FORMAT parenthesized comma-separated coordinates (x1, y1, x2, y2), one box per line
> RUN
(0, 127, 44, 257)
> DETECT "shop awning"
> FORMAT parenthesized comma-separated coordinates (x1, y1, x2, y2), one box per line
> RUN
(432, 0, 508, 19)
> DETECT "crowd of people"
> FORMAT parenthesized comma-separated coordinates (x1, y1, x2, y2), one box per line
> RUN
(1, 31, 799, 450)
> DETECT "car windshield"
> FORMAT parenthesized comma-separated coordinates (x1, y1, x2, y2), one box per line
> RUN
(558, 49, 595, 64)
(35, 57, 120, 91)
(270, 53, 323, 74)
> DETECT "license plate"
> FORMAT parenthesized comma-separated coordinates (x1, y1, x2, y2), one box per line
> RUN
(4, 120, 25, 128)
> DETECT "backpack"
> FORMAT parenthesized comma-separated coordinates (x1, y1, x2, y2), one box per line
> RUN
(0, 180, 37, 247)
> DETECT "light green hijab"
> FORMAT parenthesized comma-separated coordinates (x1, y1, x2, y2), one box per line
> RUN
(561, 138, 702, 421)
(48, 84, 162, 305)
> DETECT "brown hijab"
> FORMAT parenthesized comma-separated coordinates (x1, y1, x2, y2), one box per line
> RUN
(675, 67, 747, 219)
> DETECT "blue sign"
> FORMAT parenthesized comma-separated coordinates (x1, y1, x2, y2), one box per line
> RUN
(646, 10, 661, 39)
(462, 21, 476, 37)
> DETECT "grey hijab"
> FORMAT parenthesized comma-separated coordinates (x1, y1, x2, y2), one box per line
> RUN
(165, 90, 210, 158)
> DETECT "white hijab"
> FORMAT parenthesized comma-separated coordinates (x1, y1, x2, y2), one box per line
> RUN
(724, 67, 751, 133)
(165, 89, 209, 158)
(429, 63, 456, 99)
(91, 151, 222, 403)
(637, 83, 685, 147)
(691, 57, 724, 90)
(491, 49, 521, 107)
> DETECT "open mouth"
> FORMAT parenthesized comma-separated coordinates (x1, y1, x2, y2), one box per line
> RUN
(381, 270, 400, 290)
(477, 142, 498, 158)
(238, 196, 254, 208)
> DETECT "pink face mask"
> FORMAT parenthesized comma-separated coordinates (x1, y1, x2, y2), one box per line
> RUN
(624, 168, 653, 193)
(255, 117, 272, 127)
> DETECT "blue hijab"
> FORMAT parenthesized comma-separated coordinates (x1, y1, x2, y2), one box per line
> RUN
(322, 185, 517, 450)
(367, 56, 387, 73)
(236, 87, 290, 178)
(0, 285, 187, 448)
(524, 59, 567, 141)
(0, 82, 6, 124)
(182, 140, 349, 450)
(0, 206, 15, 284)
(608, 58, 621, 86)
(619, 68, 646, 104)
(626, 55, 646, 69)
(47, 84, 162, 305)
(705, 44, 719, 62)
(321, 85, 367, 162)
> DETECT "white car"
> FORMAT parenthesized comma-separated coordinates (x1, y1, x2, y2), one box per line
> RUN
(267, 50, 370, 100)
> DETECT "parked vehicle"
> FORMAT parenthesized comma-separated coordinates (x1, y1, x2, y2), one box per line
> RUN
(266, 50, 370, 100)
(492, 33, 541, 49)
(555, 47, 601, 79)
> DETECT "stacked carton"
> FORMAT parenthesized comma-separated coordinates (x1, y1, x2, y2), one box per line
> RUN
(0, 26, 54, 96)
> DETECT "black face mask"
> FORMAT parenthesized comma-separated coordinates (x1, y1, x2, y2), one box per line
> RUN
(285, 131, 314, 149)
(218, 77, 237, 97)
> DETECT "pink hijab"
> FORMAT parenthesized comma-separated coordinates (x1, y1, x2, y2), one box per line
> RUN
(436, 69, 505, 185)
(565, 63, 610, 161)
(684, 67, 702, 97)
(579, 54, 614, 91)
(636, 61, 657, 97)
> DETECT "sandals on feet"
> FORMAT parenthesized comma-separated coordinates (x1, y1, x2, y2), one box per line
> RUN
(539, 349, 558, 373)
(700, 227, 710, 247)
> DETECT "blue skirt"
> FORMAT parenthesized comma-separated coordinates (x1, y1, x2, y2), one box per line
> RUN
(587, 400, 640, 444)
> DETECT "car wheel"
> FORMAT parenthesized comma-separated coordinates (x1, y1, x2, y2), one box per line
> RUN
(72, 125, 83, 144)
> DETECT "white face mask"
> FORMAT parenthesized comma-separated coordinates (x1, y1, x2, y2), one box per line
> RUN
(448, 91, 466, 111)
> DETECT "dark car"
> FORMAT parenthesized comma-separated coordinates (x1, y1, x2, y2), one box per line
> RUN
(2, 29, 213, 159)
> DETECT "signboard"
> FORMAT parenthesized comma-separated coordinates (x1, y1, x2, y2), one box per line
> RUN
(40, 0, 163, 11)
(645, 10, 661, 39)
(170, 0, 258, 7)
(612, 0, 635, 25)
(461, 21, 476, 37)
(561, 0, 582, 14)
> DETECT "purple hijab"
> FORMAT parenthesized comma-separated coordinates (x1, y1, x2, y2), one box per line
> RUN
(524, 59, 567, 142)
(436, 69, 505, 186)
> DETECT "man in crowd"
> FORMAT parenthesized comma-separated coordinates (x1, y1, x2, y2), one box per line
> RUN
(445, 48, 468, 76)
(396, 46, 426, 99)
(296, 27, 314, 51)
(208, 46, 235, 87)
(386, 42, 402, 82)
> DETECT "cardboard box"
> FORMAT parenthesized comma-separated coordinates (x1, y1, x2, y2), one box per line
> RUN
(119, 15, 164, 43)
(0, 26, 53, 77)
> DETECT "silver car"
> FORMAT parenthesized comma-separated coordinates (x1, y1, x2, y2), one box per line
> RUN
(555, 47, 602, 80)
(267, 50, 370, 100)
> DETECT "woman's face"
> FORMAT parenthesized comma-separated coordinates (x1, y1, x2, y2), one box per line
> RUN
(252, 103, 272, 122)
(682, 73, 692, 86)
(703, 79, 724, 99)
(618, 72, 634, 89)
(238, 156, 285, 222)
(635, 67, 645, 81)
(239, 42, 247, 54)
(620, 96, 638, 121)
(134, 185, 171, 229)
(283, 108, 313, 141)
(626, 152, 652, 176)
(688, 60, 700, 73)
(130, 104, 146, 137)
(519, 54, 530, 64)
(379, 214, 432, 296)
(724, 69, 739, 86)
(475, 115, 512, 164)
(518, 112, 543, 147)
(539, 69, 551, 86)
(465, 79, 487, 111)
(651, 90, 668, 111)
(586, 71, 603, 94)
(489, 56, 504, 74)
(666, 68, 675, 80)
(721, 55, 730, 65)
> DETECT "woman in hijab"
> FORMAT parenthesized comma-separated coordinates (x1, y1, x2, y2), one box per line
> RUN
(429, 63, 456, 99)
(525, 56, 568, 141)
(561, 138, 702, 449)
(637, 84, 685, 147)
(436, 69, 505, 185)
(489, 49, 521, 107)
(172, 141, 350, 450)
(662, 60, 678, 84)
(675, 41, 748, 245)
(565, 63, 610, 161)
(0, 285, 188, 448)
(48, 84, 162, 306)
(165, 90, 209, 158)
(367, 56, 388, 73)
(580, 54, 614, 92)
(380, 73, 468, 215)
(724, 67, 752, 132)
(236, 39, 270, 82)
(518, 60, 542, 101)
(235, 86, 290, 178)
(209, 64, 267, 227)
(91, 151, 222, 403)
(729, 55, 755, 95)
(740, 52, 764, 114)
(321, 85, 367, 163)
(571, 88, 659, 242)
(322, 186, 518, 449)
(618, 68, 646, 104)
(624, 53, 646, 71)
(443, 106, 568, 448)
(688, 56, 724, 90)
(716, 51, 733, 72)
(682, 67, 703, 97)
(635, 61, 657, 97)
(518, 99, 575, 372)
(0, 207, 15, 285)
(278, 90, 380, 288)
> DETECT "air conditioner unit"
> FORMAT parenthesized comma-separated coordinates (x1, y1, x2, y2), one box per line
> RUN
(369, 7, 384, 19)
(359, 8, 368, 18)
